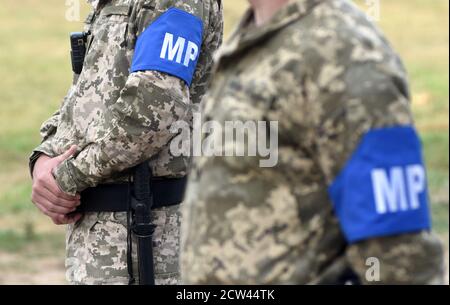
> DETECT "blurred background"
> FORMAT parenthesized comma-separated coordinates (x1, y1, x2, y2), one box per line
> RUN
(0, 0, 448, 284)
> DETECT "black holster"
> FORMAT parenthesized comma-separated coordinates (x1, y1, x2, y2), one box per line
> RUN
(130, 163, 156, 285)
(76, 164, 187, 285)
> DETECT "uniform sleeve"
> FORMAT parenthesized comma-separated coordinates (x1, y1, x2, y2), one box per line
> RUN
(309, 57, 444, 284)
(28, 110, 60, 176)
(189, 0, 223, 104)
(52, 5, 210, 195)
(54, 71, 189, 194)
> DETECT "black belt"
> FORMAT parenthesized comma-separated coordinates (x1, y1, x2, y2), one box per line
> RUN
(77, 177, 187, 213)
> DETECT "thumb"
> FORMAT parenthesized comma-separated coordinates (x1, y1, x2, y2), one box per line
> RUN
(55, 145, 78, 164)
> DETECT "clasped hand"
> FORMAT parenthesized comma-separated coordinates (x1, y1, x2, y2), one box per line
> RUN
(31, 146, 82, 225)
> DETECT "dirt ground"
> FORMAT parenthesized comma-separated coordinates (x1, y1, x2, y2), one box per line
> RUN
(0, 253, 65, 285)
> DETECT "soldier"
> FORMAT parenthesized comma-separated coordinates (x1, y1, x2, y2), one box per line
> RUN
(29, 0, 223, 285)
(181, 0, 445, 284)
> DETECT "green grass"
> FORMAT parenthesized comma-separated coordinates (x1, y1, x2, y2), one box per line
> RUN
(0, 0, 447, 283)
(432, 203, 449, 234)
(0, 230, 64, 254)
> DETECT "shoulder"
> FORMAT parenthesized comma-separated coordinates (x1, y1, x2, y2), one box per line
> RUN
(287, 0, 402, 71)
(132, 0, 221, 37)
(279, 0, 408, 100)
(136, 0, 217, 23)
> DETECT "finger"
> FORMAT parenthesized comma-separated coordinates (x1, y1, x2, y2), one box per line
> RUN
(72, 213, 83, 223)
(33, 200, 50, 216)
(65, 213, 83, 224)
(34, 202, 69, 225)
(56, 213, 81, 225)
(55, 145, 78, 164)
(34, 201, 62, 220)
(33, 193, 76, 214)
(35, 185, 80, 209)
(52, 215, 64, 225)
(35, 199, 77, 226)
(50, 214, 68, 226)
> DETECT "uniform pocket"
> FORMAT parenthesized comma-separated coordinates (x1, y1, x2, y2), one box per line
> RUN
(101, 5, 130, 43)
(83, 5, 131, 69)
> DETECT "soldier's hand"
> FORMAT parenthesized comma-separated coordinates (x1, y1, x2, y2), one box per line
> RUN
(32, 146, 81, 224)
(34, 207, 82, 225)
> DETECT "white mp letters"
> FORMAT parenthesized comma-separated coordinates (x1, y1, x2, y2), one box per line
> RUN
(160, 32, 199, 67)
(371, 164, 426, 214)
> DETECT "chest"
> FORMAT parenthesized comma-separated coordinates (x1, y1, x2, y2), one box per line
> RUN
(204, 41, 313, 145)
(205, 49, 279, 124)
(83, 3, 132, 74)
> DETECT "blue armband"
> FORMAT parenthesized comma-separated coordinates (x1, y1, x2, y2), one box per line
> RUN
(131, 7, 204, 86)
(329, 126, 431, 243)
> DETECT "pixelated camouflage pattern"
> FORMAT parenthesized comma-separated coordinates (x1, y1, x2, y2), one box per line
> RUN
(181, 0, 444, 284)
(66, 205, 181, 285)
(86, 0, 99, 8)
(30, 0, 223, 285)
(31, 0, 223, 192)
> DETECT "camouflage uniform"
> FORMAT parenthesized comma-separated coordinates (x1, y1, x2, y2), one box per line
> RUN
(29, 0, 223, 284)
(181, 0, 444, 284)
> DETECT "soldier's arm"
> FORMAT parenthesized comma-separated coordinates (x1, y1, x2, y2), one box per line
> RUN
(189, 0, 223, 104)
(54, 70, 189, 195)
(29, 110, 60, 176)
(310, 60, 445, 284)
(52, 4, 221, 195)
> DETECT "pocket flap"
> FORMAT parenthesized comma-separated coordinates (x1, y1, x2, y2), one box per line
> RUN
(101, 5, 130, 17)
